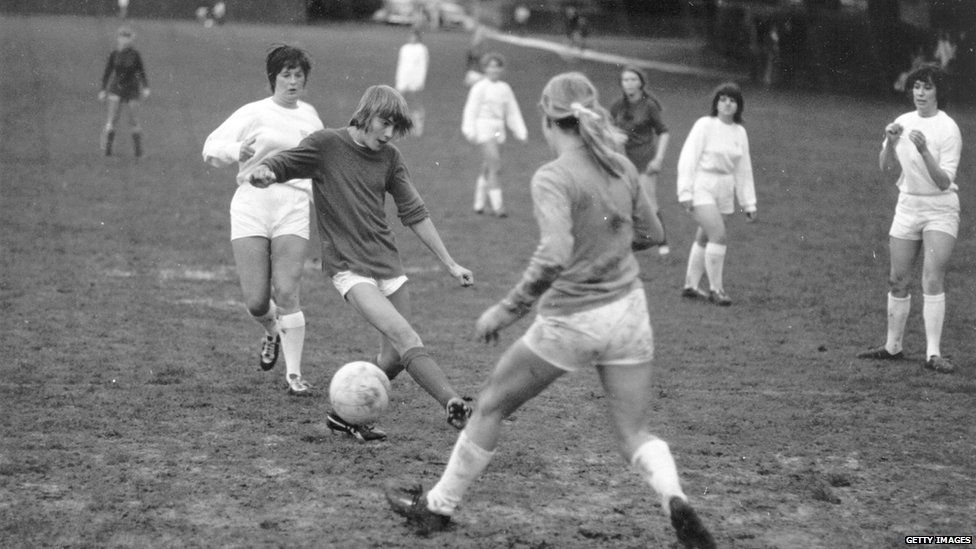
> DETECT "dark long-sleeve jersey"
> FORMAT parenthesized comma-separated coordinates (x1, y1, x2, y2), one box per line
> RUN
(101, 47, 148, 100)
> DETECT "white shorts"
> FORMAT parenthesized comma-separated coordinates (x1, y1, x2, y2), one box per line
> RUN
(473, 118, 505, 145)
(521, 286, 654, 372)
(332, 271, 409, 298)
(691, 172, 736, 215)
(889, 192, 960, 240)
(230, 183, 311, 241)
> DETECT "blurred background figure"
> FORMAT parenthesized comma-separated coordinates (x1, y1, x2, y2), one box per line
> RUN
(513, 4, 530, 35)
(395, 28, 429, 136)
(118, 0, 129, 19)
(610, 65, 672, 258)
(462, 53, 527, 218)
(564, 4, 588, 50)
(98, 26, 150, 158)
(212, 1, 226, 25)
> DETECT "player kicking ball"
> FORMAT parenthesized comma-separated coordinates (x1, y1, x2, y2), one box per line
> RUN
(249, 85, 475, 441)
(385, 72, 715, 548)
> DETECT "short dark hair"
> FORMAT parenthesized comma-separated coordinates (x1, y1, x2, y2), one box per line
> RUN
(710, 81, 744, 123)
(348, 85, 414, 138)
(905, 63, 949, 109)
(480, 52, 505, 70)
(266, 44, 312, 92)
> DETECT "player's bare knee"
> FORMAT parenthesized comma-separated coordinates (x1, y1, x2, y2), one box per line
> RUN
(388, 328, 423, 354)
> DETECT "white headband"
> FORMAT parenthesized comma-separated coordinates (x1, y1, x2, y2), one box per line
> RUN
(570, 102, 600, 120)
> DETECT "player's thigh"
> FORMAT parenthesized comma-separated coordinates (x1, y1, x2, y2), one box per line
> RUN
(481, 140, 500, 167)
(692, 204, 726, 243)
(921, 230, 956, 291)
(232, 236, 272, 310)
(888, 236, 921, 288)
(477, 340, 565, 420)
(596, 361, 653, 450)
(269, 235, 307, 311)
(125, 100, 142, 127)
(345, 282, 420, 351)
(638, 173, 659, 200)
(105, 95, 122, 125)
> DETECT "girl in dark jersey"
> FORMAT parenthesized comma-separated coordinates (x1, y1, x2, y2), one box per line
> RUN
(98, 26, 149, 157)
(610, 65, 671, 256)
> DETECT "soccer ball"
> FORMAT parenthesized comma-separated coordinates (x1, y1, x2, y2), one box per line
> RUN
(328, 361, 391, 425)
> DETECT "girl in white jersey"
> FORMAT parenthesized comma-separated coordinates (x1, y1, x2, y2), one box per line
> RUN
(857, 64, 962, 374)
(461, 52, 528, 217)
(676, 82, 757, 306)
(202, 45, 325, 395)
(395, 29, 429, 136)
(386, 72, 716, 549)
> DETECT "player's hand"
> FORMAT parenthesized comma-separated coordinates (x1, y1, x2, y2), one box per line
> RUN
(885, 123, 903, 141)
(745, 210, 758, 223)
(474, 304, 518, 344)
(645, 158, 663, 175)
(239, 136, 257, 163)
(907, 129, 927, 153)
(248, 165, 277, 188)
(98, 90, 107, 102)
(449, 264, 474, 287)
(141, 88, 151, 100)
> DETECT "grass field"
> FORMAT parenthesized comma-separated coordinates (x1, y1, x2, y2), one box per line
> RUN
(2, 13, 975, 548)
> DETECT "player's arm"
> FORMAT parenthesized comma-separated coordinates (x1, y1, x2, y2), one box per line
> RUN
(676, 117, 707, 210)
(99, 51, 115, 100)
(879, 122, 902, 178)
(632, 171, 665, 250)
(202, 107, 253, 167)
(909, 128, 956, 191)
(733, 127, 757, 220)
(408, 218, 473, 286)
(251, 132, 325, 187)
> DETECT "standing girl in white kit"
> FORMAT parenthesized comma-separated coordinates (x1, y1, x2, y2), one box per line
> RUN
(857, 63, 962, 374)
(202, 45, 324, 395)
(676, 82, 757, 306)
(461, 52, 527, 217)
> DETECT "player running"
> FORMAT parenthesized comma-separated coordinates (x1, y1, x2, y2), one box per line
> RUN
(386, 71, 716, 548)
(249, 85, 475, 441)
(202, 45, 324, 396)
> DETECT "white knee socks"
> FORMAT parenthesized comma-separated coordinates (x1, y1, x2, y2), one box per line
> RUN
(473, 176, 487, 212)
(278, 311, 306, 380)
(885, 293, 911, 355)
(631, 438, 687, 512)
(426, 431, 495, 516)
(488, 188, 504, 214)
(923, 293, 945, 359)
(684, 242, 706, 290)
(704, 242, 727, 292)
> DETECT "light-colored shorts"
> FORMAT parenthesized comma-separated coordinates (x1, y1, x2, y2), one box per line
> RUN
(521, 286, 654, 372)
(691, 172, 736, 215)
(473, 118, 505, 145)
(889, 192, 960, 240)
(230, 183, 310, 241)
(332, 271, 409, 298)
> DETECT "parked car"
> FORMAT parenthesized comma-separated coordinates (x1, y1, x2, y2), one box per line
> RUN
(373, 0, 470, 29)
